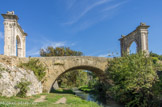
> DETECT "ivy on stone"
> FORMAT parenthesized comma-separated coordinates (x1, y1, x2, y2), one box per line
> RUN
(19, 59, 46, 81)
(16, 79, 31, 98)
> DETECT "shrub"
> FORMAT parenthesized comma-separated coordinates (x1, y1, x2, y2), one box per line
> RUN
(19, 59, 46, 81)
(152, 57, 159, 64)
(16, 79, 31, 98)
(106, 52, 159, 106)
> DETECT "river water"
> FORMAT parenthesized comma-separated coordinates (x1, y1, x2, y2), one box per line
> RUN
(72, 88, 123, 107)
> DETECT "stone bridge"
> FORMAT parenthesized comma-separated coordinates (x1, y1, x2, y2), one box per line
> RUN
(19, 56, 109, 92)
(0, 55, 109, 92)
(20, 56, 109, 92)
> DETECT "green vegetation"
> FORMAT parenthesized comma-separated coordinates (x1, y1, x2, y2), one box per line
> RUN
(150, 52, 162, 61)
(0, 93, 101, 107)
(105, 52, 161, 106)
(51, 88, 74, 94)
(58, 70, 88, 88)
(40, 46, 83, 56)
(19, 59, 46, 81)
(108, 53, 156, 105)
(78, 86, 94, 93)
(16, 79, 31, 98)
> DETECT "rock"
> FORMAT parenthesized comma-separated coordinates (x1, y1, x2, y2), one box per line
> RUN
(0, 62, 42, 97)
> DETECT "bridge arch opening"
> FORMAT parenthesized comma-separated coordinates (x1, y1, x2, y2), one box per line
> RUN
(50, 65, 106, 92)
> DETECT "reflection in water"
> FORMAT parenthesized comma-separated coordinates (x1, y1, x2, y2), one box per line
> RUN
(72, 88, 123, 107)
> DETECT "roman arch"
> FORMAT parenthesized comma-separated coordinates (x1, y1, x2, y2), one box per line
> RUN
(119, 23, 150, 56)
(2, 11, 27, 57)
(17, 56, 109, 92)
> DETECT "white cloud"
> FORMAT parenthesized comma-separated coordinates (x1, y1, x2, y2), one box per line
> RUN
(63, 0, 128, 33)
(27, 50, 40, 56)
(103, 1, 128, 11)
(0, 31, 4, 39)
(64, 0, 112, 25)
(98, 54, 108, 57)
(98, 52, 120, 57)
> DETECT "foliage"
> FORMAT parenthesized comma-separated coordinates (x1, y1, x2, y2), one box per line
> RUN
(78, 85, 93, 93)
(150, 52, 162, 61)
(16, 79, 31, 98)
(52, 88, 74, 94)
(106, 52, 159, 106)
(152, 57, 159, 64)
(58, 70, 88, 88)
(19, 59, 46, 81)
(87, 72, 99, 88)
(40, 46, 83, 57)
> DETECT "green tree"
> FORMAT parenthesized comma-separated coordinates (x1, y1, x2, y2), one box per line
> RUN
(106, 52, 159, 106)
(58, 70, 88, 88)
(150, 51, 162, 61)
(40, 47, 83, 56)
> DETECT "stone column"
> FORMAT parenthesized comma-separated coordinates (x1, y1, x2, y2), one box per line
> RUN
(2, 11, 18, 56)
(137, 23, 150, 55)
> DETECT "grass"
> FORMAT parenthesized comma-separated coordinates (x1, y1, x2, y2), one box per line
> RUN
(51, 88, 74, 94)
(0, 92, 101, 107)
(78, 86, 94, 93)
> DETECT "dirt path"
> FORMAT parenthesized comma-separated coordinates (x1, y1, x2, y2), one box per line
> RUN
(54, 97, 67, 104)
(34, 95, 46, 102)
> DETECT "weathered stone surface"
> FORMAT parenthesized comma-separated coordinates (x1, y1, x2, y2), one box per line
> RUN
(0, 62, 42, 97)
(1, 11, 27, 57)
(119, 23, 149, 56)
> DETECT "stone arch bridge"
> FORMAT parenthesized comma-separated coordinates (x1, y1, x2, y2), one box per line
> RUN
(0, 55, 110, 92)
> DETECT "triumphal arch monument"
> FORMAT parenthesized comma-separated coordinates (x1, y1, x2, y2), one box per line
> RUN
(119, 23, 149, 56)
(2, 11, 27, 57)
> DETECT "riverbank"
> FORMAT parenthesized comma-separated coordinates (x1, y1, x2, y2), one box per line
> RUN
(0, 92, 101, 107)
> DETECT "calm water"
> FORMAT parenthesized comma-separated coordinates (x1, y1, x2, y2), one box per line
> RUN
(72, 88, 123, 107)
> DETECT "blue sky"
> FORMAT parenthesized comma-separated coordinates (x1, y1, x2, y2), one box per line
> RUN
(0, 0, 162, 57)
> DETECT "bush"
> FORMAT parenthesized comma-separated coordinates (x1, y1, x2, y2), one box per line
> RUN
(106, 52, 159, 106)
(19, 59, 46, 81)
(152, 57, 159, 64)
(16, 79, 31, 98)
